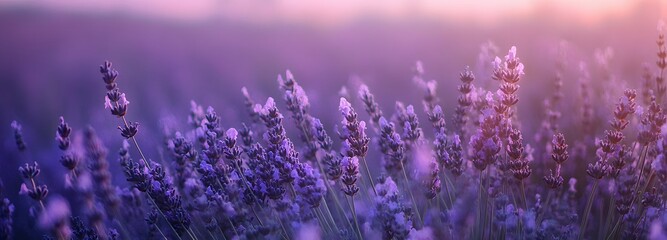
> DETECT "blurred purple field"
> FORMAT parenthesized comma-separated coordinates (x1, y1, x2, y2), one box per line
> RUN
(1, 1, 667, 239)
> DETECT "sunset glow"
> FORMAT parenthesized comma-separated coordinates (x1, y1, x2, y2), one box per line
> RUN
(0, 0, 658, 26)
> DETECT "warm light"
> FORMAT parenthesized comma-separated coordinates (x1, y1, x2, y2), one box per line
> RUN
(0, 0, 659, 26)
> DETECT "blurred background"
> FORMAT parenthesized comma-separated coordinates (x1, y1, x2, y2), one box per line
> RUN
(0, 0, 665, 237)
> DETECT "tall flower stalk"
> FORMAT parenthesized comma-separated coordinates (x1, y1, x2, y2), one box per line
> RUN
(99, 61, 194, 239)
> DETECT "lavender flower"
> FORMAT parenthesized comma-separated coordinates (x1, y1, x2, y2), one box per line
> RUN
(55, 116, 71, 151)
(239, 123, 254, 148)
(241, 87, 261, 124)
(10, 121, 26, 152)
(312, 118, 342, 181)
(469, 113, 501, 171)
(147, 164, 192, 235)
(371, 176, 412, 239)
(292, 162, 326, 208)
(70, 216, 99, 240)
(38, 196, 71, 240)
(18, 162, 48, 209)
(507, 128, 531, 181)
(169, 132, 198, 188)
(55, 117, 80, 178)
(358, 84, 384, 127)
(339, 97, 370, 158)
(656, 26, 667, 100)
(341, 156, 360, 196)
(423, 158, 441, 200)
(411, 61, 439, 112)
(339, 97, 374, 195)
(0, 180, 13, 240)
(278, 70, 318, 160)
(104, 89, 130, 117)
(638, 98, 666, 145)
(84, 127, 120, 218)
(428, 105, 447, 134)
(14, 42, 667, 239)
(445, 134, 465, 176)
(204, 106, 221, 133)
(188, 100, 206, 129)
(453, 67, 475, 140)
(255, 97, 300, 186)
(585, 160, 608, 179)
(615, 168, 636, 215)
(492, 46, 525, 117)
(100, 60, 118, 90)
(402, 105, 423, 147)
(118, 121, 139, 139)
(544, 133, 568, 189)
(379, 117, 406, 176)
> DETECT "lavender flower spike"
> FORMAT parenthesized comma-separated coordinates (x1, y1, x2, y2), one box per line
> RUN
(0, 180, 14, 240)
(341, 156, 360, 196)
(10, 121, 27, 152)
(55, 116, 71, 151)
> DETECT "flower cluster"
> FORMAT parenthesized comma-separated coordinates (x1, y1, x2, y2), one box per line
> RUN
(378, 117, 406, 176)
(11, 39, 667, 240)
(358, 84, 384, 127)
(453, 66, 475, 140)
(0, 180, 14, 240)
(492, 46, 525, 117)
(338, 98, 370, 159)
(10, 121, 26, 152)
(544, 133, 568, 189)
(371, 177, 412, 239)
(100, 61, 138, 139)
(469, 113, 501, 171)
(411, 61, 439, 112)
(507, 128, 531, 181)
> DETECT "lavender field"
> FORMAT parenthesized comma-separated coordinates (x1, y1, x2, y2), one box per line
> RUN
(2, 1, 667, 239)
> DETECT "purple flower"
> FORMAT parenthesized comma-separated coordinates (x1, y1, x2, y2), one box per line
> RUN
(341, 156, 360, 196)
(0, 180, 14, 240)
(105, 89, 129, 117)
(38, 196, 71, 239)
(55, 116, 71, 151)
(117, 121, 139, 139)
(100, 60, 119, 90)
(358, 84, 384, 126)
(379, 117, 406, 175)
(292, 162, 326, 208)
(338, 97, 370, 158)
(10, 120, 26, 152)
(226, 128, 238, 141)
(371, 177, 412, 239)
(339, 97, 353, 118)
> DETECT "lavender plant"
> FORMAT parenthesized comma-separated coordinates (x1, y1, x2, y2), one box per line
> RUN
(8, 31, 667, 240)
(0, 180, 13, 240)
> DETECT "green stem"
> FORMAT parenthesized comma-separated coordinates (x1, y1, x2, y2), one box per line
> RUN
(277, 215, 290, 239)
(360, 156, 377, 195)
(312, 208, 329, 235)
(155, 225, 168, 240)
(606, 214, 624, 240)
(401, 161, 423, 228)
(442, 172, 456, 207)
(537, 190, 553, 225)
(578, 179, 599, 240)
(520, 180, 528, 210)
(634, 146, 648, 191)
(602, 198, 615, 237)
(348, 196, 363, 240)
(476, 173, 483, 240)
(315, 154, 353, 233)
(317, 206, 337, 236)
